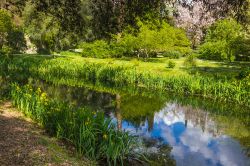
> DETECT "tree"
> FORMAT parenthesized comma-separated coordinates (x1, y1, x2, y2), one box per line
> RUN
(177, 0, 249, 23)
(0, 9, 12, 49)
(22, 1, 84, 53)
(174, 0, 250, 47)
(31, 0, 85, 36)
(0, 0, 27, 15)
(114, 21, 191, 58)
(90, 0, 167, 39)
(199, 19, 245, 61)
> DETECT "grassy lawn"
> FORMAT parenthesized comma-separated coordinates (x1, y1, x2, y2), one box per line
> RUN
(11, 53, 249, 80)
(64, 55, 248, 79)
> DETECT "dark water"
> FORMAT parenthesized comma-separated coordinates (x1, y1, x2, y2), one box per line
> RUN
(1, 77, 250, 166)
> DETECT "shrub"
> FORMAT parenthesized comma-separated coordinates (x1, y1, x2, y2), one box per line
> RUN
(78, 21, 191, 59)
(230, 37, 250, 61)
(199, 41, 229, 61)
(0, 45, 13, 55)
(113, 33, 139, 57)
(113, 21, 191, 58)
(0, 10, 13, 53)
(167, 60, 176, 68)
(80, 40, 113, 58)
(162, 50, 182, 59)
(184, 54, 197, 67)
(7, 27, 27, 53)
(199, 19, 245, 61)
(237, 68, 250, 79)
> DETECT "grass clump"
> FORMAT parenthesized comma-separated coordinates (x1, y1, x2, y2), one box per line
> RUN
(167, 60, 176, 68)
(10, 83, 138, 165)
(184, 54, 197, 67)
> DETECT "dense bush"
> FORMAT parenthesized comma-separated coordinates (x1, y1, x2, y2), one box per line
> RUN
(23, 2, 80, 54)
(230, 37, 250, 61)
(79, 21, 191, 58)
(237, 68, 250, 79)
(0, 10, 13, 53)
(162, 50, 182, 59)
(116, 21, 191, 58)
(184, 54, 197, 67)
(199, 19, 249, 61)
(7, 27, 27, 53)
(199, 41, 229, 61)
(79, 40, 117, 58)
(167, 60, 176, 68)
(0, 10, 26, 54)
(0, 45, 13, 55)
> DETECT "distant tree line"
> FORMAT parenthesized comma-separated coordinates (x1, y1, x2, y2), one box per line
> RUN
(0, 0, 249, 61)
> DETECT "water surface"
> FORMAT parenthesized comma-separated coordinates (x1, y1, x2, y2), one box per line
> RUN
(1, 77, 249, 166)
(31, 80, 250, 166)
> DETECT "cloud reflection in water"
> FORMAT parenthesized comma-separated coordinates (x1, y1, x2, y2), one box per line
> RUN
(117, 103, 250, 166)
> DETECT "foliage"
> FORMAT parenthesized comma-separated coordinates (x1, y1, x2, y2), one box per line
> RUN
(79, 40, 111, 58)
(90, 0, 168, 38)
(111, 33, 139, 57)
(0, 9, 26, 54)
(230, 37, 250, 61)
(7, 26, 27, 53)
(79, 21, 191, 58)
(184, 54, 197, 67)
(0, 9, 13, 49)
(22, 1, 80, 53)
(238, 68, 250, 79)
(31, 0, 85, 36)
(162, 50, 181, 59)
(167, 60, 176, 68)
(0, 45, 13, 56)
(119, 21, 191, 58)
(199, 41, 229, 61)
(10, 83, 138, 165)
(3, 55, 249, 106)
(199, 19, 249, 61)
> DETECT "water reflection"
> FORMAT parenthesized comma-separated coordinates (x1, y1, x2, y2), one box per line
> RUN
(112, 103, 250, 166)
(5, 78, 249, 166)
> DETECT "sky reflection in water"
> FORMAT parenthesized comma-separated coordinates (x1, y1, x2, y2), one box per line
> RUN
(111, 103, 250, 166)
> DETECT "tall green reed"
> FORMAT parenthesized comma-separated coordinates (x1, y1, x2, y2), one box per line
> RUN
(2, 55, 249, 106)
(10, 83, 138, 165)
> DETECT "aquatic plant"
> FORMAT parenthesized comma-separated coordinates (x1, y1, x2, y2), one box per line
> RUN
(10, 83, 138, 165)
(2, 55, 250, 106)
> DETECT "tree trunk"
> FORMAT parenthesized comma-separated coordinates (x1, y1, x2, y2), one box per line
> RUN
(116, 94, 122, 130)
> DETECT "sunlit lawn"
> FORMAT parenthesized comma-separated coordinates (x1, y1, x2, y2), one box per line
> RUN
(64, 55, 248, 79)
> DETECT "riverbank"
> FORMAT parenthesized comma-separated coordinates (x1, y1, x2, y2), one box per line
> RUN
(1, 55, 249, 106)
(0, 101, 92, 166)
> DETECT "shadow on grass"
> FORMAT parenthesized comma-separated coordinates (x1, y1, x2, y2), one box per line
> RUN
(182, 61, 250, 79)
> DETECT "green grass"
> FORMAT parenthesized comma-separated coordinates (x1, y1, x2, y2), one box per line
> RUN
(1, 54, 249, 106)
(36, 136, 94, 165)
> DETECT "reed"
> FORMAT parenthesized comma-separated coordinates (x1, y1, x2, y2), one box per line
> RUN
(10, 83, 138, 165)
(2, 55, 249, 106)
